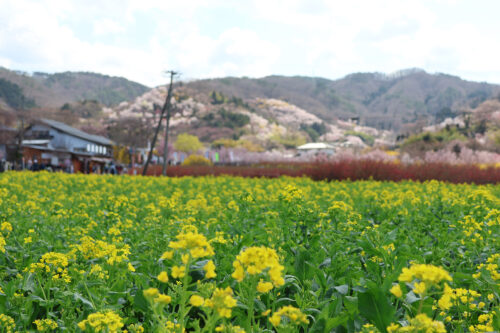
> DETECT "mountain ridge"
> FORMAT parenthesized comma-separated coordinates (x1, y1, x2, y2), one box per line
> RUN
(181, 70, 500, 131)
(2, 66, 500, 137)
(0, 67, 150, 108)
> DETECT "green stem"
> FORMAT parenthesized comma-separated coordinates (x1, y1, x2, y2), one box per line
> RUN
(178, 257, 192, 332)
(203, 312, 219, 333)
(36, 275, 48, 300)
(246, 277, 257, 332)
(83, 280, 96, 309)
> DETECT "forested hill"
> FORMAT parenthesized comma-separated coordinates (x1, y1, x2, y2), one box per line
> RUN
(183, 69, 500, 131)
(0, 67, 149, 108)
(2, 66, 500, 133)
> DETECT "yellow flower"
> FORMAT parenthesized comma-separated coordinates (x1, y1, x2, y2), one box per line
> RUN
(204, 287, 237, 318)
(78, 310, 123, 333)
(168, 229, 214, 259)
(232, 261, 244, 282)
(269, 314, 281, 327)
(157, 271, 169, 283)
(161, 251, 173, 260)
(413, 281, 427, 295)
(172, 265, 186, 279)
(0, 314, 15, 332)
(190, 295, 204, 307)
(24, 236, 32, 244)
(128, 263, 135, 272)
(232, 246, 284, 287)
(438, 294, 453, 310)
(399, 264, 451, 283)
(127, 323, 144, 333)
(143, 287, 159, 299)
(0, 235, 5, 253)
(34, 318, 58, 331)
(257, 280, 273, 293)
(390, 284, 402, 298)
(387, 314, 445, 333)
(203, 260, 216, 279)
(1, 222, 12, 234)
(269, 306, 308, 327)
(155, 294, 172, 304)
(387, 323, 400, 333)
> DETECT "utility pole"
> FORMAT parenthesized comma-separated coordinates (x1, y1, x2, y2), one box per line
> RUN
(17, 96, 26, 170)
(142, 70, 178, 176)
(161, 72, 178, 176)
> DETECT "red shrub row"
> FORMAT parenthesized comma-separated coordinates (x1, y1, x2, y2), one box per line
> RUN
(129, 161, 500, 184)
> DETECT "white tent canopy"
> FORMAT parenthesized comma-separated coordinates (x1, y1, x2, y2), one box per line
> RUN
(297, 142, 335, 150)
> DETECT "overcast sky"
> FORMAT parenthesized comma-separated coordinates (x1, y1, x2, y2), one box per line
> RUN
(1, 0, 500, 87)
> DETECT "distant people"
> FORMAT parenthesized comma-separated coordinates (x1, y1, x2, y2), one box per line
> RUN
(109, 162, 117, 175)
(0, 160, 5, 173)
(27, 159, 33, 170)
(31, 159, 40, 172)
(64, 159, 71, 173)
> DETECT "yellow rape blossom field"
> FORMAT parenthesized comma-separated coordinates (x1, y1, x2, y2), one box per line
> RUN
(0, 172, 499, 332)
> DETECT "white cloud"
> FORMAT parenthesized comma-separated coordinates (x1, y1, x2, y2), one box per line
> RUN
(1, 0, 500, 86)
(93, 19, 126, 36)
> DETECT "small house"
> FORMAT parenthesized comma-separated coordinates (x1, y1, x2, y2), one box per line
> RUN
(297, 142, 335, 157)
(22, 118, 113, 172)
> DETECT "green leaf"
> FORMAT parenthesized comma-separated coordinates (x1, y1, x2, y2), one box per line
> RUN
(344, 296, 358, 315)
(74, 292, 95, 310)
(326, 315, 349, 330)
(334, 284, 349, 295)
(358, 288, 395, 333)
(133, 291, 148, 313)
(405, 291, 420, 304)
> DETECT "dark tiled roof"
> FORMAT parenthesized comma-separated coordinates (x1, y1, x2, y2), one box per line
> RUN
(39, 119, 113, 146)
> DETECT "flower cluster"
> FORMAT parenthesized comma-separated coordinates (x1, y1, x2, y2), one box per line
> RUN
(76, 236, 130, 265)
(202, 286, 237, 318)
(0, 235, 5, 253)
(0, 314, 15, 333)
(206, 287, 237, 318)
(164, 320, 183, 332)
(398, 263, 452, 295)
(33, 318, 58, 331)
(279, 184, 304, 202)
(77, 310, 123, 333)
(1, 221, 12, 235)
(438, 284, 481, 310)
(475, 253, 500, 281)
(0, 218, 12, 254)
(232, 246, 285, 289)
(143, 287, 172, 305)
(469, 313, 494, 332)
(387, 313, 446, 333)
(168, 228, 215, 259)
(269, 305, 309, 327)
(26, 252, 71, 283)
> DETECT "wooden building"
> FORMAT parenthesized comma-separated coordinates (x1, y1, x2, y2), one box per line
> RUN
(22, 119, 113, 173)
